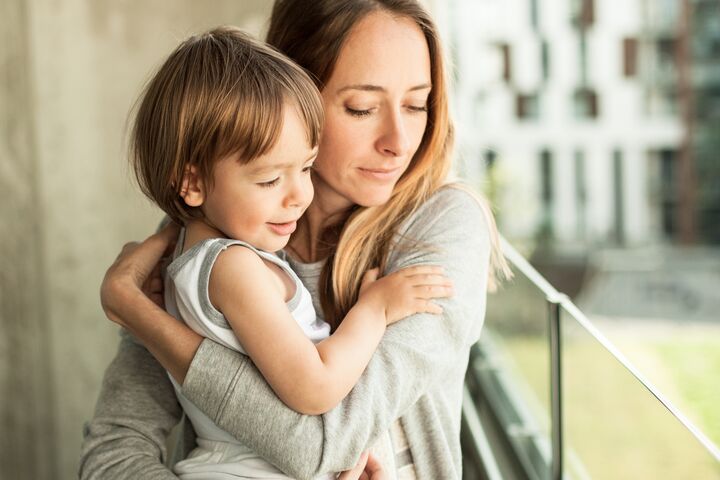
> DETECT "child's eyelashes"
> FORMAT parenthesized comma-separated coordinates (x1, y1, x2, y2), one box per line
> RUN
(258, 178, 280, 188)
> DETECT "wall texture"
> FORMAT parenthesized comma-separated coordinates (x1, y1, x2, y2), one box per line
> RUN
(0, 1, 271, 477)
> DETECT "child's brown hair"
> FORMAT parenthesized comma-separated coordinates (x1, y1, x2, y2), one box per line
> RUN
(130, 26, 323, 224)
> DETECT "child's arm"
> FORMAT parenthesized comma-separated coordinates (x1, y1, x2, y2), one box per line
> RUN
(211, 246, 451, 415)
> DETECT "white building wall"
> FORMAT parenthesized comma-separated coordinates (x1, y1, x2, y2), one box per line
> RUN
(430, 0, 683, 247)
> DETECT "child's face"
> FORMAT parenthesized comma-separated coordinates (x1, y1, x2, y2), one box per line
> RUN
(199, 107, 316, 251)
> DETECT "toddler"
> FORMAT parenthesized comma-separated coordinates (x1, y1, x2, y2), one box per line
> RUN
(129, 27, 452, 479)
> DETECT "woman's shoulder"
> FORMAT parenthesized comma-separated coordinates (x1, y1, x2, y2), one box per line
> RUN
(404, 183, 489, 232)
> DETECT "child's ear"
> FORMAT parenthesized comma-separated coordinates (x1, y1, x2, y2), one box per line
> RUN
(180, 165, 205, 207)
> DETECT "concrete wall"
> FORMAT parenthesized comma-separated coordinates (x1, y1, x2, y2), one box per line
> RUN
(0, 1, 272, 477)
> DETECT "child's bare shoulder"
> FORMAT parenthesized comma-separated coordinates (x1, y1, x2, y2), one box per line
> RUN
(210, 245, 288, 311)
(213, 244, 267, 279)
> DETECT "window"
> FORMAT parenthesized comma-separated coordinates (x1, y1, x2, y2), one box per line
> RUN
(529, 0, 540, 30)
(516, 92, 541, 120)
(541, 40, 551, 81)
(623, 37, 639, 77)
(613, 149, 626, 244)
(649, 148, 678, 238)
(574, 150, 588, 240)
(571, 0, 595, 29)
(498, 42, 512, 83)
(539, 149, 555, 239)
(573, 88, 599, 119)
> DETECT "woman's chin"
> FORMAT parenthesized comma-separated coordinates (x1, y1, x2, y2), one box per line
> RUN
(351, 188, 395, 208)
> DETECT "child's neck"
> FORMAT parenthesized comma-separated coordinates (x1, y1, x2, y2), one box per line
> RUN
(181, 219, 226, 254)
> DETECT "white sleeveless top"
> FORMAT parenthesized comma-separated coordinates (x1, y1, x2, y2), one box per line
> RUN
(164, 230, 332, 479)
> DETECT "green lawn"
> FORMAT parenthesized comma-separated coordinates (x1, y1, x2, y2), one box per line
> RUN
(653, 339, 720, 448)
(498, 334, 720, 480)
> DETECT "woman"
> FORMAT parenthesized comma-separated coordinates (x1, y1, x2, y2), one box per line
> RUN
(80, 1, 509, 479)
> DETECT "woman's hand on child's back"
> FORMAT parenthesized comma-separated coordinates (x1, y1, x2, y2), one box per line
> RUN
(337, 451, 387, 480)
(100, 223, 179, 327)
(357, 265, 453, 325)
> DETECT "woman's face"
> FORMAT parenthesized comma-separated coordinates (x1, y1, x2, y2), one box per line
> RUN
(312, 11, 432, 211)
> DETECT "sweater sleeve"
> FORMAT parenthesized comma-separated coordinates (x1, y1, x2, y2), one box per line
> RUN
(79, 330, 182, 480)
(181, 187, 491, 480)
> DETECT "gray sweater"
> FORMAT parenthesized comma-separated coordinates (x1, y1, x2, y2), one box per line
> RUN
(79, 187, 490, 480)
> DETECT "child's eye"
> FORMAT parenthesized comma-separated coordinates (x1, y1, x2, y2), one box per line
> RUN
(345, 106, 373, 117)
(258, 177, 280, 188)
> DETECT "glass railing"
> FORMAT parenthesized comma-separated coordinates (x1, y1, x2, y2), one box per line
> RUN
(462, 238, 720, 480)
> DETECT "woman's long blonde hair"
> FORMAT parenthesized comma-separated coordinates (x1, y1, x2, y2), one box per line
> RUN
(268, 0, 511, 328)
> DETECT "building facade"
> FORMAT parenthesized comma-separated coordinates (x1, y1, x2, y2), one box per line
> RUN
(431, 0, 717, 247)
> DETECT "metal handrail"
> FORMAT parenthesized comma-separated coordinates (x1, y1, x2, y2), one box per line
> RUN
(499, 236, 720, 463)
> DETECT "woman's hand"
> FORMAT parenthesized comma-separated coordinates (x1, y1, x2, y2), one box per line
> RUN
(100, 222, 179, 328)
(336, 451, 387, 480)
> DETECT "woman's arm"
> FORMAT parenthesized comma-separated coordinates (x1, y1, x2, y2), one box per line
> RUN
(99, 188, 489, 480)
(79, 331, 182, 480)
(186, 188, 490, 478)
(209, 247, 451, 415)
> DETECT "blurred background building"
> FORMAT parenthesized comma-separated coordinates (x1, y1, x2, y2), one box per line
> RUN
(1, 0, 718, 478)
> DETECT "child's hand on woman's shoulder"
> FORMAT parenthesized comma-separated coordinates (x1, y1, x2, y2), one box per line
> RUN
(357, 264, 453, 325)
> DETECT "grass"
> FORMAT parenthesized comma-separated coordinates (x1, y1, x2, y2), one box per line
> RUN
(497, 334, 720, 479)
(653, 339, 720, 448)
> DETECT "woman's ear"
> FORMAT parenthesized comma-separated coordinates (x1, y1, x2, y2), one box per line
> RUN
(180, 165, 205, 207)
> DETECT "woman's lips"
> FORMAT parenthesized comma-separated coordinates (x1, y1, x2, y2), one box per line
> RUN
(357, 167, 402, 182)
(267, 220, 297, 236)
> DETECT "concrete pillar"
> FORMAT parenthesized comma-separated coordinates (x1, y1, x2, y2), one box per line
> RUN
(0, 1, 56, 477)
(1, 1, 272, 477)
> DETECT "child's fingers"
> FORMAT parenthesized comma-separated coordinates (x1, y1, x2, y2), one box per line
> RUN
(415, 299, 444, 315)
(412, 284, 454, 299)
(397, 265, 444, 277)
(359, 268, 380, 295)
(406, 274, 453, 288)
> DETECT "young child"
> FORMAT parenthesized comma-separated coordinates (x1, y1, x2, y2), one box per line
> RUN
(129, 27, 452, 479)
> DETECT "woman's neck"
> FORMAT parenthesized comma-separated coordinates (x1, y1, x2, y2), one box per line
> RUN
(289, 179, 355, 263)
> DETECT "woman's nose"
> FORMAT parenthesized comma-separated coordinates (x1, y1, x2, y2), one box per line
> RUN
(376, 110, 410, 157)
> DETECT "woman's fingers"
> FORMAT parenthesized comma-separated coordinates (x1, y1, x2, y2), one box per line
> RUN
(101, 222, 179, 324)
(336, 451, 369, 480)
(364, 453, 388, 480)
(121, 223, 180, 286)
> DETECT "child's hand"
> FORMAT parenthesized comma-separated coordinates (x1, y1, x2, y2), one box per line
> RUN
(358, 265, 453, 325)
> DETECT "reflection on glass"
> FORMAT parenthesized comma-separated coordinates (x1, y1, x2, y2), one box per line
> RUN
(560, 306, 720, 479)
(478, 265, 552, 476)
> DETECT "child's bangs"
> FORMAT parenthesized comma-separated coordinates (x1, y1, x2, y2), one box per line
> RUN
(285, 74, 324, 151)
(216, 56, 324, 165)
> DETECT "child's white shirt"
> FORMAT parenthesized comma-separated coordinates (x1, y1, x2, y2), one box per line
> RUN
(164, 228, 332, 479)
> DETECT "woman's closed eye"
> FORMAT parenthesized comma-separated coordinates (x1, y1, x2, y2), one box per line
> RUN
(406, 104, 428, 113)
(345, 106, 375, 117)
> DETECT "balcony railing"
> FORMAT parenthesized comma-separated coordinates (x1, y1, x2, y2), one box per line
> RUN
(461, 238, 720, 479)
